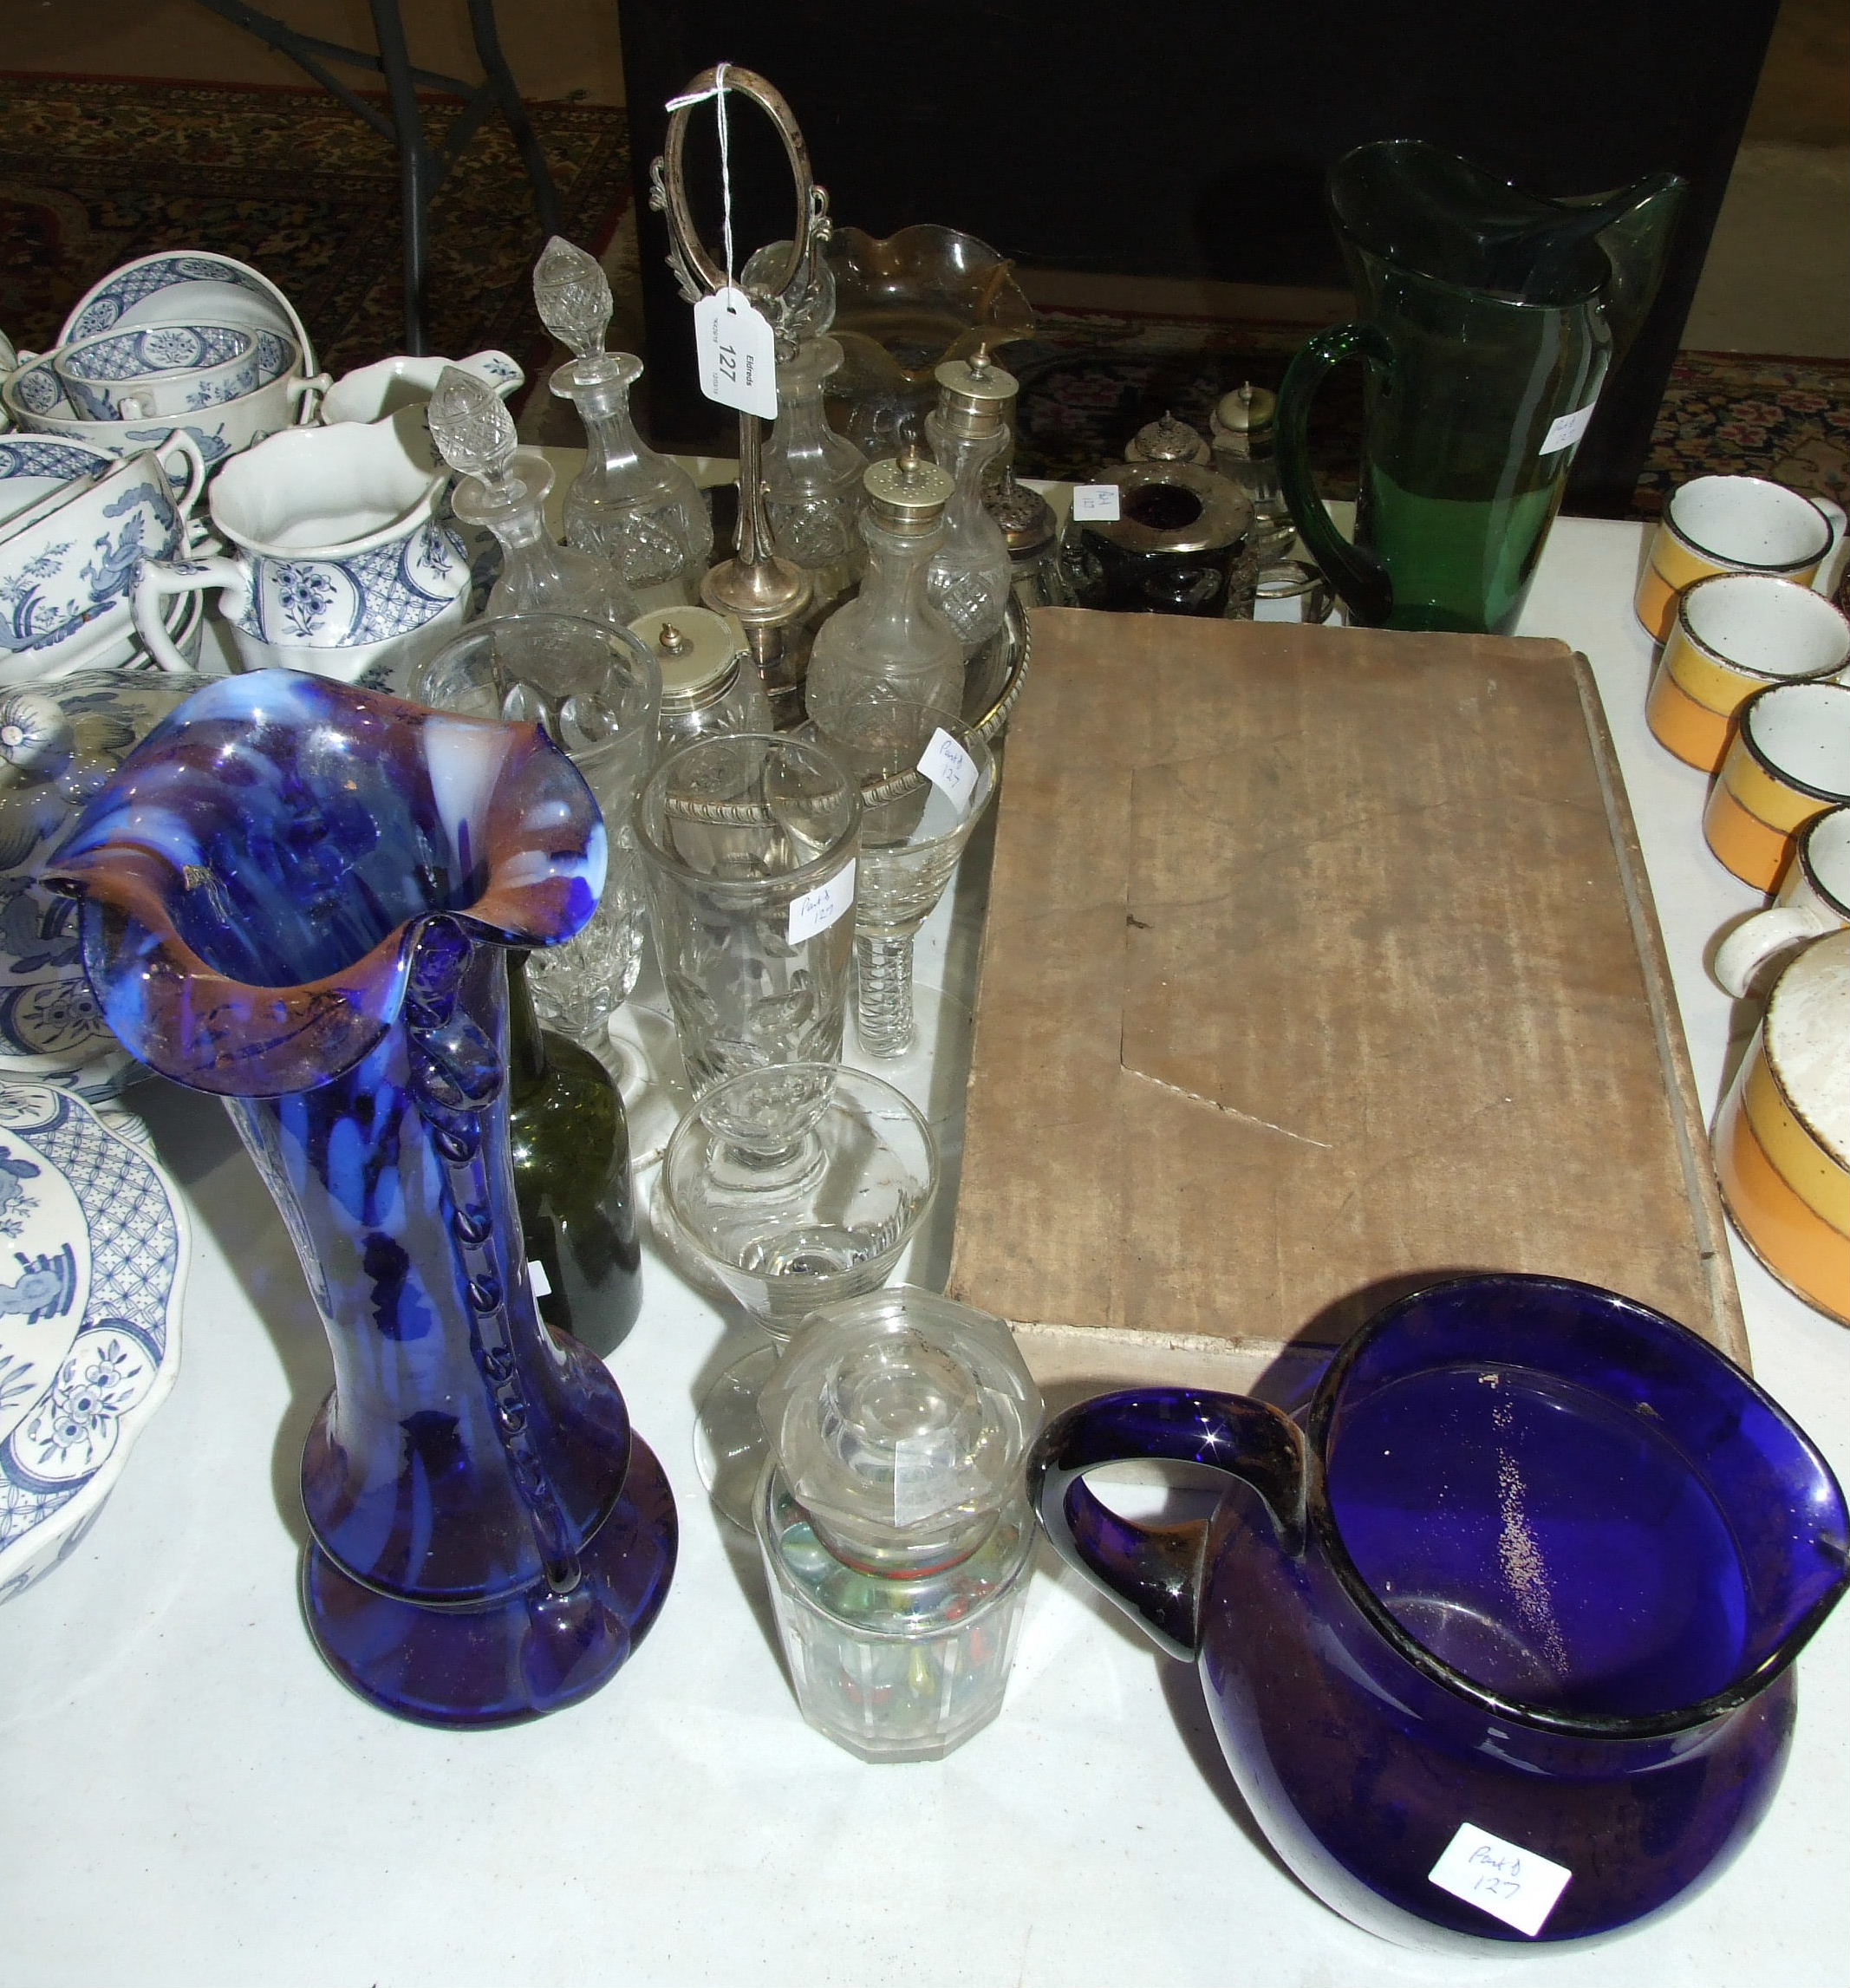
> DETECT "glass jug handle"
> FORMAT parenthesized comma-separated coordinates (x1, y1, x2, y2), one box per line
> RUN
(1028, 1387, 1306, 1661)
(1274, 323, 1395, 627)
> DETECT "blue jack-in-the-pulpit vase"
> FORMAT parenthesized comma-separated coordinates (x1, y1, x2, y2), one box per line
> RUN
(48, 669, 676, 1727)
(1031, 1275, 1849, 1949)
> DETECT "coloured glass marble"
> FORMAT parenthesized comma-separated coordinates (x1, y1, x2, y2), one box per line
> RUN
(1030, 1274, 1849, 1949)
(48, 671, 677, 1728)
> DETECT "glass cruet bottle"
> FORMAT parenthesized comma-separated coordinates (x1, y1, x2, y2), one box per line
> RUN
(923, 347, 1018, 652)
(754, 1285, 1044, 1763)
(804, 453, 963, 750)
(505, 948, 642, 1359)
(533, 234, 713, 607)
(763, 334, 869, 609)
(427, 366, 640, 627)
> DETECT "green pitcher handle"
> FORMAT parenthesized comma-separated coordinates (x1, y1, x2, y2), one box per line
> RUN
(1275, 322, 1395, 627)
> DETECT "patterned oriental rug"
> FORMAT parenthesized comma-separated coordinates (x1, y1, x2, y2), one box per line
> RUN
(0, 75, 631, 386)
(1, 75, 1842, 526)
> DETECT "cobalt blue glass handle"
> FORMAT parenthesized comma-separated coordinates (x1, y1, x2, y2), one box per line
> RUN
(1028, 1388, 1306, 1662)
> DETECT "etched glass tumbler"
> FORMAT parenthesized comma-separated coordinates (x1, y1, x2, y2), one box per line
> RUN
(635, 733, 860, 1095)
(414, 612, 661, 1046)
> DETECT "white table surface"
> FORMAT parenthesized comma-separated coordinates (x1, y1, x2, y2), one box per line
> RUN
(2, 515, 1847, 1987)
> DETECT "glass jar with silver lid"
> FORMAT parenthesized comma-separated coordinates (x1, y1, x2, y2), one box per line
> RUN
(632, 605, 772, 756)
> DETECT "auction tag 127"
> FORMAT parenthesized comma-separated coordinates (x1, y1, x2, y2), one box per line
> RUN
(787, 860, 856, 945)
(1427, 1822, 1572, 1937)
(693, 286, 778, 419)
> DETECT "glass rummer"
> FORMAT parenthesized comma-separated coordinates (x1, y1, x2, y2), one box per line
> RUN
(656, 1061, 937, 1528)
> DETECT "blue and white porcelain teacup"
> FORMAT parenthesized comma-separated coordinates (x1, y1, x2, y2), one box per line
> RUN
(3, 341, 326, 470)
(0, 433, 206, 681)
(134, 407, 469, 685)
(54, 322, 265, 423)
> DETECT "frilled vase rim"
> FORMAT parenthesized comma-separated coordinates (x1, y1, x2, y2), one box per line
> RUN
(42, 669, 606, 1097)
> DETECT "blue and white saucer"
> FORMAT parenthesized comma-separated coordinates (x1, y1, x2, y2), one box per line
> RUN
(0, 1082, 187, 1603)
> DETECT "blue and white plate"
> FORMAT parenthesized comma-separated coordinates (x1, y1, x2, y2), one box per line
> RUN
(58, 251, 316, 377)
(0, 1081, 187, 1603)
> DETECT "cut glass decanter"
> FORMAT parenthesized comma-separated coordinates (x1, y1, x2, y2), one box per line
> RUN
(427, 365, 639, 626)
(533, 235, 713, 603)
(763, 335, 867, 608)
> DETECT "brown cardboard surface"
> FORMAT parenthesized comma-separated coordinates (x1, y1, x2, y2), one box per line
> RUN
(949, 609, 1745, 1385)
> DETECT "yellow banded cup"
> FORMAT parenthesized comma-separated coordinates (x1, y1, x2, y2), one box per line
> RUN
(1636, 474, 1840, 645)
(1647, 572, 1849, 773)
(1713, 929, 1848, 1322)
(1703, 680, 1850, 893)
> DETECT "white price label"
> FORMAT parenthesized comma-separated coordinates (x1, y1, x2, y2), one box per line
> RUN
(916, 727, 980, 815)
(1427, 1822, 1572, 1938)
(693, 286, 778, 420)
(787, 859, 856, 945)
(1541, 401, 1598, 457)
(527, 1259, 553, 1300)
(891, 1434, 962, 1527)
(1071, 483, 1121, 521)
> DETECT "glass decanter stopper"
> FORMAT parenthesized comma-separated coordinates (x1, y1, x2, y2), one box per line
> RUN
(804, 453, 962, 749)
(506, 948, 642, 1359)
(428, 365, 639, 626)
(533, 235, 713, 605)
(755, 1286, 1043, 1763)
(923, 347, 1018, 652)
(763, 335, 868, 609)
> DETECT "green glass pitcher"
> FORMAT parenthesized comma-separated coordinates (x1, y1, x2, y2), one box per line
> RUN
(1276, 140, 1684, 634)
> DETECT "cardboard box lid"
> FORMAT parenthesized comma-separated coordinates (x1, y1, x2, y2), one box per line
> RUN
(949, 610, 1744, 1387)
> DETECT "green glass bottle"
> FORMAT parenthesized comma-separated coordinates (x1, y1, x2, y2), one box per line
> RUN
(505, 949, 642, 1357)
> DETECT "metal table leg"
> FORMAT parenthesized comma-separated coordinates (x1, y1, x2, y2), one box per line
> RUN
(190, 0, 565, 353)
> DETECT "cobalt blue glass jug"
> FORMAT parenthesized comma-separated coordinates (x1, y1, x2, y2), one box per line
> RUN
(49, 671, 677, 1728)
(1030, 1274, 1847, 1949)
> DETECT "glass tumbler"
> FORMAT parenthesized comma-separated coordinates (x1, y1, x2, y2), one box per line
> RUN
(414, 612, 661, 1045)
(635, 733, 860, 1095)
